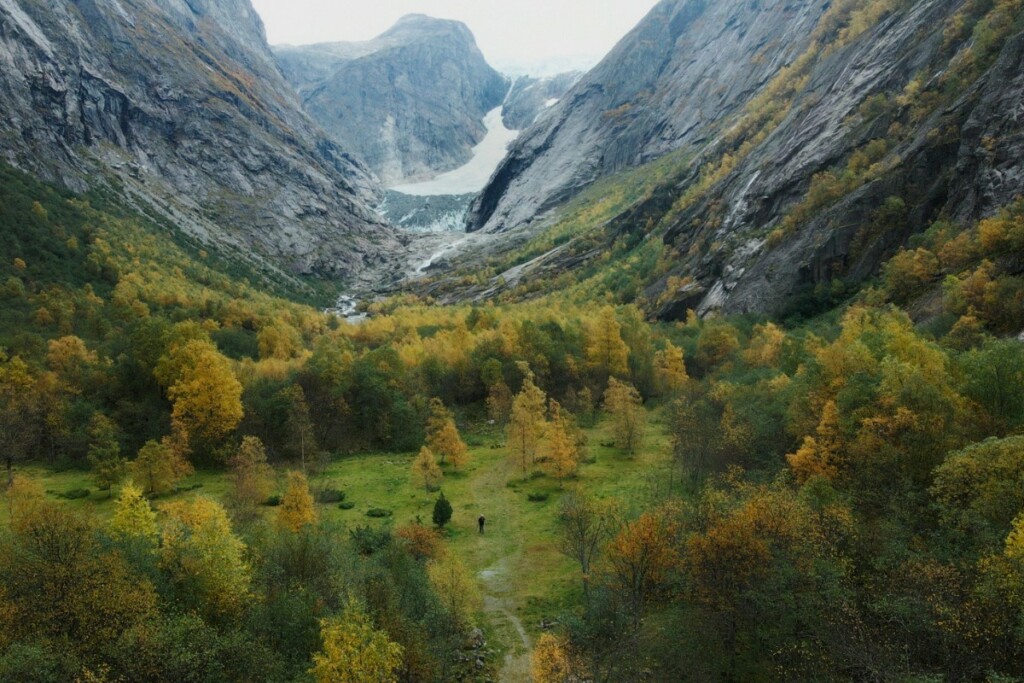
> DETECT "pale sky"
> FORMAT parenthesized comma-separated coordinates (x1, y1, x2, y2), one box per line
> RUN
(249, 0, 661, 75)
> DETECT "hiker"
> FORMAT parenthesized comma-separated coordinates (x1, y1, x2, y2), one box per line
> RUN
(478, 514, 486, 534)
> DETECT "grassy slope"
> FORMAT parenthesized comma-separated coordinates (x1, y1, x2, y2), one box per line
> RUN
(7, 412, 673, 668)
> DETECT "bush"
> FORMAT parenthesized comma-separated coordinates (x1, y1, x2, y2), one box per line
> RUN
(366, 508, 393, 518)
(338, 501, 355, 510)
(58, 488, 90, 500)
(350, 525, 391, 555)
(527, 492, 550, 502)
(262, 495, 282, 507)
(315, 487, 345, 504)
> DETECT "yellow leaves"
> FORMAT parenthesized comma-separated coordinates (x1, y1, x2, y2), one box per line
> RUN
(584, 306, 629, 379)
(603, 377, 645, 455)
(131, 438, 192, 497)
(166, 339, 244, 445)
(427, 553, 482, 629)
(426, 398, 468, 469)
(653, 341, 689, 395)
(411, 446, 442, 492)
(159, 497, 250, 617)
(310, 601, 404, 683)
(228, 435, 275, 512)
(743, 322, 786, 368)
(4, 474, 45, 532)
(257, 320, 303, 360)
(277, 470, 317, 533)
(543, 400, 579, 487)
(531, 632, 573, 683)
(787, 400, 842, 484)
(109, 482, 158, 544)
(507, 375, 547, 471)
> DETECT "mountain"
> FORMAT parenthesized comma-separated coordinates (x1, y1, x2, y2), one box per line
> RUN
(501, 72, 582, 130)
(464, 0, 1024, 318)
(274, 15, 509, 185)
(0, 0, 399, 286)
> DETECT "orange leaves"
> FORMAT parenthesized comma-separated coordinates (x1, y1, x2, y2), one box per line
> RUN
(606, 503, 683, 616)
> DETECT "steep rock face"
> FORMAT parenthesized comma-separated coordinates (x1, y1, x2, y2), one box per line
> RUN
(463, 0, 1024, 318)
(501, 72, 581, 130)
(655, 0, 1024, 317)
(0, 0, 398, 283)
(466, 0, 833, 233)
(275, 15, 509, 185)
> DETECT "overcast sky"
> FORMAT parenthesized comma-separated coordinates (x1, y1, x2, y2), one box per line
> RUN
(249, 0, 661, 74)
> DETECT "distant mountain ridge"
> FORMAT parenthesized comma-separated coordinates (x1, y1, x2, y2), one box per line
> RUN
(0, 0, 399, 285)
(275, 15, 509, 185)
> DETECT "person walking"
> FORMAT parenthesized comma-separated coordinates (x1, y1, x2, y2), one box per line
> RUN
(478, 514, 486, 534)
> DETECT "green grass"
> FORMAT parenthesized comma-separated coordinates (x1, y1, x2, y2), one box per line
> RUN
(4, 412, 674, 663)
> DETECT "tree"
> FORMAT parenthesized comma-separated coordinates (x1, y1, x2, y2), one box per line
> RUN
(486, 380, 513, 424)
(432, 492, 453, 529)
(585, 306, 630, 381)
(159, 497, 250, 618)
(545, 400, 579, 487)
(606, 504, 682, 626)
(164, 339, 244, 447)
(310, 601, 404, 683)
(277, 470, 317, 533)
(412, 446, 442, 492)
(786, 400, 843, 484)
(280, 384, 318, 472)
(507, 374, 547, 471)
(0, 352, 37, 486)
(0, 477, 157, 657)
(669, 396, 723, 486)
(653, 342, 689, 395)
(228, 435, 275, 515)
(427, 554, 482, 629)
(532, 632, 573, 683)
(87, 413, 126, 493)
(426, 398, 468, 468)
(603, 378, 645, 455)
(559, 492, 616, 599)
(109, 482, 159, 544)
(131, 438, 192, 497)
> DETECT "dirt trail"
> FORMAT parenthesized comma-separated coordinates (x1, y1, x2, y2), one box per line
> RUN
(479, 559, 532, 682)
(469, 455, 534, 682)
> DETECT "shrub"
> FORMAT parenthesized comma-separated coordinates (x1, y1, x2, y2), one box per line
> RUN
(366, 508, 393, 518)
(349, 525, 391, 556)
(262, 495, 282, 507)
(338, 501, 355, 510)
(58, 488, 90, 500)
(315, 487, 345, 504)
(527, 492, 550, 503)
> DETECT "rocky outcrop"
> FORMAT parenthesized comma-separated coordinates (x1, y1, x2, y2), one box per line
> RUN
(275, 15, 509, 185)
(0, 0, 399, 284)
(463, 0, 1024, 317)
(501, 72, 581, 130)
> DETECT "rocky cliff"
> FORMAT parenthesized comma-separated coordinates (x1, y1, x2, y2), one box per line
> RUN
(0, 0, 399, 285)
(463, 0, 1024, 318)
(275, 15, 509, 185)
(501, 72, 581, 130)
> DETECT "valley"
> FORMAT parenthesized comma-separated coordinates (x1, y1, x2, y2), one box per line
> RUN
(1, 0, 1024, 682)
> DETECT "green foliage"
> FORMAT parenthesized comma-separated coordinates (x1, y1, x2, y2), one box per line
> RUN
(432, 492, 453, 528)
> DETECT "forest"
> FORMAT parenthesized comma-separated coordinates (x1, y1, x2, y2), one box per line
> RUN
(1, 152, 1024, 683)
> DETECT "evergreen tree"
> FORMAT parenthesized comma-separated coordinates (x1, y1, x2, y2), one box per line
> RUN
(432, 492, 453, 529)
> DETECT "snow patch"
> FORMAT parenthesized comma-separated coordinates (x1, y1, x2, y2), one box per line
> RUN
(544, 98, 559, 108)
(390, 107, 518, 196)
